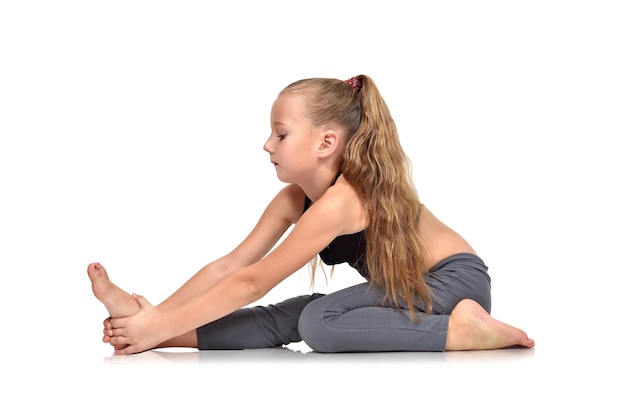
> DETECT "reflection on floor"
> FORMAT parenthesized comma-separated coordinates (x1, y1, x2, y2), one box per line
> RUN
(103, 343, 537, 366)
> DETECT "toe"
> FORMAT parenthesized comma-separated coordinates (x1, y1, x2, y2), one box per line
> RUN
(88, 262, 109, 281)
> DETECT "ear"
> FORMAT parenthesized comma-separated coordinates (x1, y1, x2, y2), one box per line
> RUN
(317, 129, 340, 158)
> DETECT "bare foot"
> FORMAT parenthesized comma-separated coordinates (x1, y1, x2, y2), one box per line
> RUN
(87, 262, 140, 318)
(445, 299, 535, 351)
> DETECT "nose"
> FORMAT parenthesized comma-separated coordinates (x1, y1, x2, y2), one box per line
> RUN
(263, 137, 273, 154)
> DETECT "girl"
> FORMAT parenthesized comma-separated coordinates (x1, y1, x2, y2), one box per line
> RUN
(89, 75, 534, 355)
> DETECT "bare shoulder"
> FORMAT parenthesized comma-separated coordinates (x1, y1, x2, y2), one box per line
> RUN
(309, 175, 367, 235)
(266, 183, 307, 224)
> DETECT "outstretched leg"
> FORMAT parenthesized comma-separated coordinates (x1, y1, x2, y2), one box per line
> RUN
(445, 299, 535, 350)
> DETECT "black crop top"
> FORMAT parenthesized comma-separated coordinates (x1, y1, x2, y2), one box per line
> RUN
(303, 174, 369, 278)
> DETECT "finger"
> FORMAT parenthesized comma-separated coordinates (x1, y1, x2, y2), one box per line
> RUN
(111, 327, 127, 337)
(103, 317, 112, 329)
(103, 328, 113, 337)
(110, 336, 129, 346)
(109, 317, 126, 329)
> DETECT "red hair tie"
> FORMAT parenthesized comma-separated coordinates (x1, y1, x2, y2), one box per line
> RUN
(345, 77, 361, 91)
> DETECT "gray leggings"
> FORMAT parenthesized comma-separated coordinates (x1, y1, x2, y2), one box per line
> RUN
(196, 253, 491, 352)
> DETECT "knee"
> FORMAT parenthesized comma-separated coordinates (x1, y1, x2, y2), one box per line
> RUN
(298, 299, 336, 353)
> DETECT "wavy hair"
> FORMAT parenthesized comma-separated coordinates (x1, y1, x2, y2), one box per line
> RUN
(281, 75, 431, 320)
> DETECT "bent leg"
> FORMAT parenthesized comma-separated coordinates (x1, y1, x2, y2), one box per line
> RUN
(297, 253, 489, 353)
(196, 293, 325, 349)
(298, 283, 448, 352)
(298, 253, 533, 352)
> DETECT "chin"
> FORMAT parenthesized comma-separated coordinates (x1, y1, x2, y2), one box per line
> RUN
(274, 170, 292, 184)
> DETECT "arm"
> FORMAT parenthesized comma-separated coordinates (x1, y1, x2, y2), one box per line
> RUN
(156, 184, 305, 313)
(110, 182, 362, 354)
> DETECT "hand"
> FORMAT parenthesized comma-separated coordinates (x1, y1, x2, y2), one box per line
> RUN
(107, 294, 166, 355)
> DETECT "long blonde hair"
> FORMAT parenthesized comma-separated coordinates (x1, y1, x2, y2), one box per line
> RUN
(281, 75, 431, 319)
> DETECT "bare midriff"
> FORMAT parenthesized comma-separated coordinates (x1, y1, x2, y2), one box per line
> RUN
(418, 205, 477, 272)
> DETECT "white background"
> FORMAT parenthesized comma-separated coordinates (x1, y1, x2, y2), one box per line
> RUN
(1, 1, 624, 416)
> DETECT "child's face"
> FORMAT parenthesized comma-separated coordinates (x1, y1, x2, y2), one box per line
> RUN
(264, 93, 322, 183)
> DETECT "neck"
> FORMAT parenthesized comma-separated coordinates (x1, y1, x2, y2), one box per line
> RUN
(298, 167, 339, 202)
